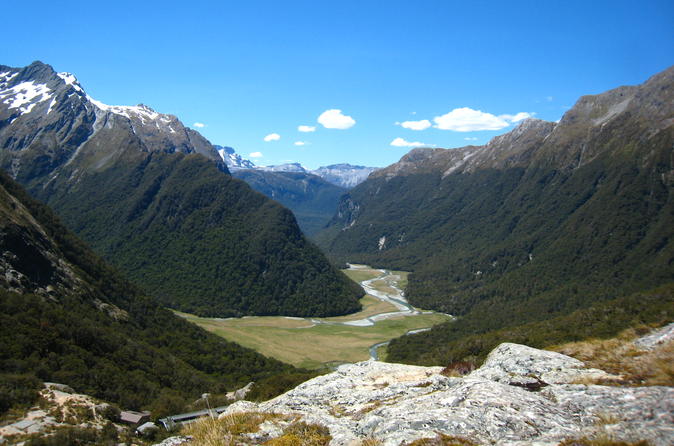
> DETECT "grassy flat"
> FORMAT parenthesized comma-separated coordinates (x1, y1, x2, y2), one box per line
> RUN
(342, 267, 383, 283)
(175, 266, 451, 369)
(178, 310, 450, 369)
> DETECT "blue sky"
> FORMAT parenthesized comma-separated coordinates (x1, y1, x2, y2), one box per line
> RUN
(3, 0, 672, 169)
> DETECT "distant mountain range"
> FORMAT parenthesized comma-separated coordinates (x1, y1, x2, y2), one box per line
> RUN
(0, 61, 362, 318)
(210, 147, 377, 234)
(213, 146, 378, 189)
(316, 66, 674, 365)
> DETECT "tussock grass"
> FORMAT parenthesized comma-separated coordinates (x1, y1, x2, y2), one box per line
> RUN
(265, 421, 331, 445)
(182, 412, 286, 446)
(551, 327, 674, 386)
(440, 361, 476, 377)
(181, 413, 331, 445)
(182, 417, 234, 446)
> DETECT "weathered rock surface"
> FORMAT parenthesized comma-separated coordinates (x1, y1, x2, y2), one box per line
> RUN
(469, 342, 621, 386)
(634, 322, 674, 351)
(153, 437, 192, 446)
(215, 343, 673, 446)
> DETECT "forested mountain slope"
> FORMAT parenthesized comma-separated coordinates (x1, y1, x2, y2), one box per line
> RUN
(0, 170, 300, 413)
(231, 168, 347, 236)
(317, 66, 674, 363)
(0, 61, 361, 317)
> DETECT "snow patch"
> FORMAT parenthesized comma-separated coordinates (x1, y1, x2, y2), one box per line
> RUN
(0, 71, 18, 88)
(46, 97, 57, 115)
(442, 150, 478, 177)
(0, 81, 53, 115)
(378, 236, 386, 250)
(86, 95, 161, 121)
(57, 72, 83, 93)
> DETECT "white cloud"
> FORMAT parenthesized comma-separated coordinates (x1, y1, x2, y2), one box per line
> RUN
(464, 137, 478, 141)
(193, 122, 205, 128)
(263, 133, 281, 142)
(499, 112, 534, 123)
(298, 125, 316, 132)
(317, 109, 356, 129)
(546, 96, 554, 102)
(249, 152, 263, 158)
(294, 141, 308, 146)
(398, 119, 431, 131)
(390, 137, 431, 148)
(433, 107, 534, 132)
(434, 108, 508, 131)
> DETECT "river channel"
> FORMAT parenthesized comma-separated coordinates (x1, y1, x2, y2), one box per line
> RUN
(307, 264, 440, 360)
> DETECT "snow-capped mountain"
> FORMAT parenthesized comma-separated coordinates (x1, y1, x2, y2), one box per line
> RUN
(259, 162, 308, 173)
(214, 146, 378, 189)
(214, 145, 256, 169)
(0, 61, 222, 183)
(0, 61, 362, 319)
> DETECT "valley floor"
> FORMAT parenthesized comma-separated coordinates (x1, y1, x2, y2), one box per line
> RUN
(175, 266, 452, 369)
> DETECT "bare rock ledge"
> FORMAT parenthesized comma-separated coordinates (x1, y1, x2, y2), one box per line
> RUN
(173, 342, 674, 445)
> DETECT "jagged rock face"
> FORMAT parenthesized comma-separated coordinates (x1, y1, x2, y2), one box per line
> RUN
(0, 61, 224, 187)
(221, 343, 674, 446)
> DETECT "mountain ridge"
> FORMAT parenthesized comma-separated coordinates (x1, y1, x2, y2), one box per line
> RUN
(214, 145, 378, 189)
(0, 169, 301, 413)
(0, 61, 363, 318)
(316, 65, 674, 363)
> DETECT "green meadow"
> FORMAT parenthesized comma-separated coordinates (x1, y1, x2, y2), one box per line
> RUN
(175, 266, 451, 369)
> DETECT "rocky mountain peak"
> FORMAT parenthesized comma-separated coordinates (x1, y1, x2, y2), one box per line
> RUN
(0, 61, 224, 182)
(17, 60, 57, 84)
(214, 145, 256, 170)
(56, 71, 85, 94)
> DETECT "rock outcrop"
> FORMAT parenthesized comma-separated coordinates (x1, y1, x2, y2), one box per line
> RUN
(634, 322, 674, 351)
(211, 343, 674, 445)
(0, 383, 121, 441)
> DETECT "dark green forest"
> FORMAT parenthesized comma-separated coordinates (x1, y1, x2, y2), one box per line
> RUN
(33, 151, 362, 318)
(318, 89, 674, 365)
(387, 283, 674, 365)
(0, 170, 310, 416)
